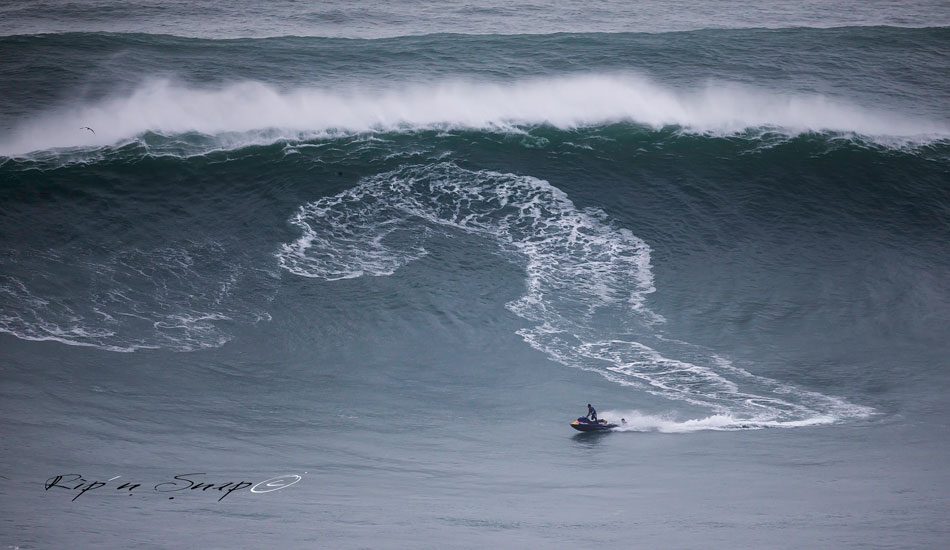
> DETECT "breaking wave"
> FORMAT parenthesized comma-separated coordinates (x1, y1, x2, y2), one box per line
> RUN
(2, 74, 946, 157)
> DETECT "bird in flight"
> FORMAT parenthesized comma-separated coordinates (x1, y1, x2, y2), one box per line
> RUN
(80, 126, 95, 134)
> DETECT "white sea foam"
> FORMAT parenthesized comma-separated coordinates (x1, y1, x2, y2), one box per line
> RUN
(279, 162, 874, 427)
(2, 74, 946, 157)
(599, 410, 839, 433)
(0, 243, 274, 352)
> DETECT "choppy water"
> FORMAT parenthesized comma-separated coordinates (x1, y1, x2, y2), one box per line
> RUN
(2, 2, 949, 548)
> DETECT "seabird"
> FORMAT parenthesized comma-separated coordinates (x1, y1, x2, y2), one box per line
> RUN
(80, 126, 95, 134)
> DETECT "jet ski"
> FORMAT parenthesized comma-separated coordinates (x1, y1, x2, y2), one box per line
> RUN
(570, 417, 618, 432)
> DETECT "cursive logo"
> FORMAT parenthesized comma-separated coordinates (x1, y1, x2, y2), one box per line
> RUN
(44, 472, 305, 502)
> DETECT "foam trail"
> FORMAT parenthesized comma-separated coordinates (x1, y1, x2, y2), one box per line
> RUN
(3, 74, 947, 156)
(279, 162, 874, 428)
(600, 410, 838, 433)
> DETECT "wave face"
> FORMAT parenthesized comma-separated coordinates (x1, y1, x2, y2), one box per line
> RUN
(2, 25, 949, 431)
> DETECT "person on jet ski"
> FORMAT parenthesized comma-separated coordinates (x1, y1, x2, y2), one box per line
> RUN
(586, 403, 598, 422)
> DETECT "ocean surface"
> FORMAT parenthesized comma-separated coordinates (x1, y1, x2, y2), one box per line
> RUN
(1, 1, 949, 548)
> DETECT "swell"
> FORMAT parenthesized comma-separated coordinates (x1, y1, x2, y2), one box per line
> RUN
(0, 130, 945, 384)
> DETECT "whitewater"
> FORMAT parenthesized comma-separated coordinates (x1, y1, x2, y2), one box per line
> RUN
(3, 74, 948, 157)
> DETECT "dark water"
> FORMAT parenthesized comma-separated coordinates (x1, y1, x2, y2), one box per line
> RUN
(1, 3, 949, 548)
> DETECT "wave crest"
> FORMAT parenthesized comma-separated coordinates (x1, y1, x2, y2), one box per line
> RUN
(3, 74, 946, 157)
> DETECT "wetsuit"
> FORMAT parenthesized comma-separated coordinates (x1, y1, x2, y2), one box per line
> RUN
(587, 406, 598, 421)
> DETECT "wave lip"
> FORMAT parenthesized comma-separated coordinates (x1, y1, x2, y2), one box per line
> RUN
(3, 74, 947, 157)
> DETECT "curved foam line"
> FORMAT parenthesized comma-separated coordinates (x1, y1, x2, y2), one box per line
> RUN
(278, 162, 874, 426)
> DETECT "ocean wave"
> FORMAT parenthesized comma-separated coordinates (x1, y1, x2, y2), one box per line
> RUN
(2, 74, 946, 157)
(279, 162, 874, 426)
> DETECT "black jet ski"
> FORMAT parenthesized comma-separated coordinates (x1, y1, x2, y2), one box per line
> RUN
(570, 417, 618, 432)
